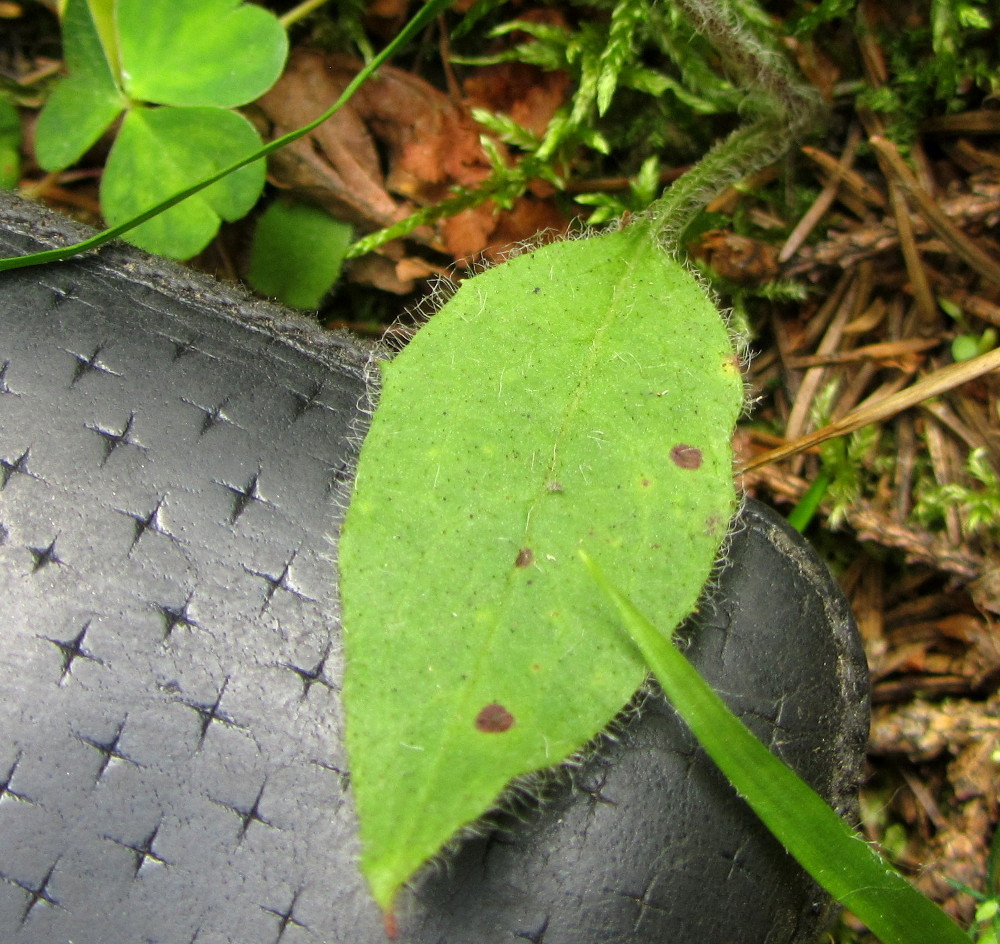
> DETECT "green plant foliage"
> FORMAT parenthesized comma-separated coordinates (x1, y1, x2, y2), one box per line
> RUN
(372, 0, 746, 248)
(0, 94, 20, 189)
(247, 199, 352, 309)
(913, 446, 1000, 540)
(809, 381, 889, 528)
(34, 0, 286, 258)
(34, 0, 126, 171)
(950, 840, 1000, 944)
(952, 327, 997, 362)
(584, 553, 970, 944)
(116, 0, 285, 108)
(574, 154, 662, 224)
(101, 106, 265, 258)
(0, 0, 455, 272)
(338, 222, 744, 910)
(859, 0, 995, 143)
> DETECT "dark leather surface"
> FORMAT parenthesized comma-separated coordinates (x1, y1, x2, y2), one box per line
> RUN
(0, 194, 869, 944)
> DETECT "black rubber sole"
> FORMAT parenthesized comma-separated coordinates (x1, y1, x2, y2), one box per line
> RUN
(0, 194, 869, 944)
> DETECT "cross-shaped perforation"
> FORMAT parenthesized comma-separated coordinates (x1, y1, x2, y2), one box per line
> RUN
(244, 552, 315, 614)
(576, 769, 618, 810)
(217, 470, 269, 523)
(181, 396, 237, 436)
(158, 595, 198, 640)
(618, 877, 670, 932)
(106, 824, 168, 876)
(0, 360, 16, 395)
(1, 861, 59, 924)
(514, 916, 550, 943)
(42, 621, 101, 683)
(180, 679, 237, 746)
(42, 280, 86, 309)
(290, 381, 336, 421)
(281, 644, 333, 699)
(87, 412, 144, 463)
(215, 779, 274, 839)
(119, 497, 174, 552)
(0, 754, 32, 805)
(28, 537, 62, 573)
(159, 332, 218, 362)
(1, 447, 39, 489)
(260, 888, 306, 942)
(67, 345, 122, 385)
(77, 719, 136, 780)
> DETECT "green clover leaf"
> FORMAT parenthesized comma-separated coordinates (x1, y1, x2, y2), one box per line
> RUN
(34, 0, 286, 258)
(34, 0, 126, 171)
(101, 107, 265, 258)
(117, 0, 287, 108)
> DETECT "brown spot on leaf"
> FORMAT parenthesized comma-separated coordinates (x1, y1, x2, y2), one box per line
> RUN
(475, 702, 515, 733)
(515, 547, 534, 568)
(641, 478, 651, 487)
(670, 444, 703, 469)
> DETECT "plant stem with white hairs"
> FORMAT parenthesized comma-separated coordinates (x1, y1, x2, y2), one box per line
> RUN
(647, 0, 824, 250)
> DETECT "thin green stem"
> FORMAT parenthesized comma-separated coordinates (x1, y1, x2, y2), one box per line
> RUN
(279, 0, 334, 30)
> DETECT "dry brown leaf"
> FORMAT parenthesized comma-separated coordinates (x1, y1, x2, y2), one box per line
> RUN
(463, 61, 570, 138)
(251, 50, 405, 231)
(689, 228, 782, 284)
(250, 48, 572, 284)
(252, 49, 492, 237)
(869, 693, 1000, 922)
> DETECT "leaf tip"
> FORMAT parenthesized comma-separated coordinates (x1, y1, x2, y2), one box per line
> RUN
(383, 906, 399, 940)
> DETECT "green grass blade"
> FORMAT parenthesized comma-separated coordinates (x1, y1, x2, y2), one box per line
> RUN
(786, 469, 830, 532)
(0, 0, 455, 272)
(580, 551, 969, 944)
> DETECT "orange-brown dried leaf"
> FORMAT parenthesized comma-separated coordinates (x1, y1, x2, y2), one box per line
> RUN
(253, 49, 492, 225)
(251, 50, 402, 231)
(250, 48, 575, 269)
(689, 229, 781, 284)
(464, 61, 570, 138)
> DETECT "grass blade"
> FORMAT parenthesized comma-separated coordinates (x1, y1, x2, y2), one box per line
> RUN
(580, 550, 969, 944)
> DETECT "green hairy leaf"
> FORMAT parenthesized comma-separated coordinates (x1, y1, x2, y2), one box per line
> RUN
(583, 555, 970, 944)
(338, 222, 745, 909)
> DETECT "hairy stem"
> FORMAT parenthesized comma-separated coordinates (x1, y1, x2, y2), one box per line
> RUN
(646, 0, 824, 250)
